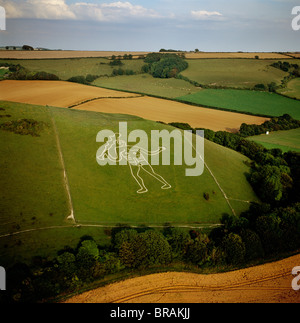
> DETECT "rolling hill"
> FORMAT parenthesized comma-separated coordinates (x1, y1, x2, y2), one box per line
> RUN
(0, 100, 259, 265)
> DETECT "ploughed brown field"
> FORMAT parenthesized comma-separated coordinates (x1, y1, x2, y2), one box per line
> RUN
(0, 80, 268, 132)
(64, 254, 300, 303)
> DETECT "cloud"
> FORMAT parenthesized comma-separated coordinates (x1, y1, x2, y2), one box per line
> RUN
(191, 10, 223, 20)
(0, 0, 160, 21)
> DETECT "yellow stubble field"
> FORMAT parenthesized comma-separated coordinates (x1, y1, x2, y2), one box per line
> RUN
(0, 80, 268, 132)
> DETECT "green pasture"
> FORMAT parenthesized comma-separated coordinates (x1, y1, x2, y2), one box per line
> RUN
(178, 89, 300, 119)
(278, 78, 300, 100)
(0, 101, 259, 265)
(93, 74, 200, 98)
(180, 59, 289, 88)
(247, 128, 300, 153)
(0, 57, 145, 80)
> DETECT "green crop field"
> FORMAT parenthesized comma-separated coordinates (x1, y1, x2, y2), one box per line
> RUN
(93, 74, 200, 98)
(0, 100, 259, 265)
(178, 89, 300, 119)
(0, 57, 145, 80)
(247, 128, 300, 153)
(180, 59, 290, 88)
(278, 78, 300, 100)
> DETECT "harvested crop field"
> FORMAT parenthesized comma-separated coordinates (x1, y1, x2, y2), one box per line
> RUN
(0, 80, 140, 108)
(184, 52, 292, 59)
(0, 50, 149, 59)
(0, 80, 268, 132)
(73, 96, 268, 132)
(64, 253, 300, 303)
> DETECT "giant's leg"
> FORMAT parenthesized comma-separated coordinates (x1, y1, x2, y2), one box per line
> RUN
(141, 164, 171, 190)
(129, 164, 148, 194)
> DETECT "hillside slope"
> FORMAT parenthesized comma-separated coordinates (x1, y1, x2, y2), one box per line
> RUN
(0, 101, 259, 264)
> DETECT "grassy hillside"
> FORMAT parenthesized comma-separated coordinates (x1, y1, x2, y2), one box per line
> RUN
(0, 100, 259, 265)
(178, 89, 300, 119)
(180, 59, 289, 88)
(247, 128, 300, 153)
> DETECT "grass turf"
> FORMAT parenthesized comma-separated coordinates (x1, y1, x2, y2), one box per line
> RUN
(247, 128, 300, 153)
(178, 89, 300, 119)
(180, 59, 290, 88)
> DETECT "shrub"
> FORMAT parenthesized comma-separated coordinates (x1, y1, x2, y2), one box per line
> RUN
(203, 192, 210, 201)
(109, 59, 123, 66)
(0, 118, 46, 137)
(67, 75, 88, 85)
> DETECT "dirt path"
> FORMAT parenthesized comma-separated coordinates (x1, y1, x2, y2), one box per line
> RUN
(49, 109, 75, 223)
(64, 254, 300, 303)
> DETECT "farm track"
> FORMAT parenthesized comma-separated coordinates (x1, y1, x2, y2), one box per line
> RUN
(0, 223, 222, 239)
(49, 109, 76, 223)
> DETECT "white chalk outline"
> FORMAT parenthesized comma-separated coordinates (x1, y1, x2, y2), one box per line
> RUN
(97, 133, 171, 194)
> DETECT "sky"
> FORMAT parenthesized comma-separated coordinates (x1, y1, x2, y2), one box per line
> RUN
(0, 0, 299, 51)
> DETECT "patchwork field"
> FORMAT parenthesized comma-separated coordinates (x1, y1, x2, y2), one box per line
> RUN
(0, 80, 268, 131)
(248, 128, 300, 153)
(0, 101, 260, 266)
(0, 50, 290, 60)
(178, 89, 300, 119)
(73, 96, 268, 131)
(180, 59, 289, 88)
(1, 50, 299, 303)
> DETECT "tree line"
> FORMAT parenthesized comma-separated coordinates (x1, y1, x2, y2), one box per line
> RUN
(2, 64, 59, 81)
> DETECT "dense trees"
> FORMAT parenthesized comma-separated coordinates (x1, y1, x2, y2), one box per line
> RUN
(142, 53, 188, 78)
(5, 64, 59, 81)
(117, 230, 172, 269)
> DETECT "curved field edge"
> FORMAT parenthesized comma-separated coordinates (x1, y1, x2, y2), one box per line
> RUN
(62, 252, 300, 303)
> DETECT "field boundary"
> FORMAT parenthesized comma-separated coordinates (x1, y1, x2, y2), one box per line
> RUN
(89, 83, 277, 119)
(67, 94, 144, 109)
